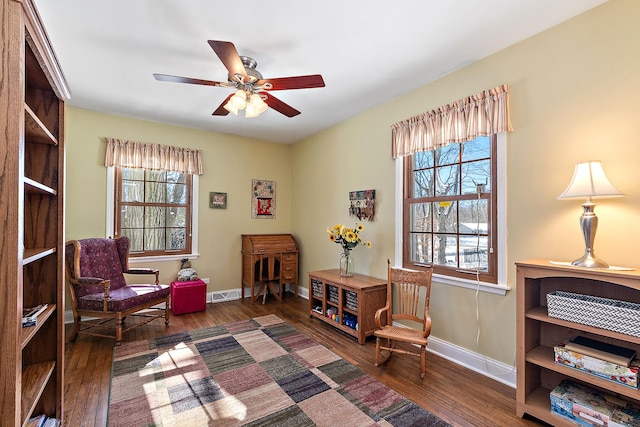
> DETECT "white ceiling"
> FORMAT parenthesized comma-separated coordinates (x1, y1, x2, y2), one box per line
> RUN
(34, 0, 607, 144)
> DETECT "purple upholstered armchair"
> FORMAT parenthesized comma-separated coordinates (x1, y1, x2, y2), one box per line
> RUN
(65, 237, 170, 344)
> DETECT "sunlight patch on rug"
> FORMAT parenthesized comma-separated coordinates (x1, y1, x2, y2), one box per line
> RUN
(108, 314, 450, 426)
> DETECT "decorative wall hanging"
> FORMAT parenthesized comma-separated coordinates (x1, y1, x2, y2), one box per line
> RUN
(252, 179, 276, 219)
(209, 192, 227, 209)
(349, 189, 376, 222)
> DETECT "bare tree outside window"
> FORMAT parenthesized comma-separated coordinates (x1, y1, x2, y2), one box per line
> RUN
(404, 135, 497, 283)
(115, 167, 192, 256)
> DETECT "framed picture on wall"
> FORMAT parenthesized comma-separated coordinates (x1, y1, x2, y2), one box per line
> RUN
(209, 192, 227, 209)
(251, 179, 276, 219)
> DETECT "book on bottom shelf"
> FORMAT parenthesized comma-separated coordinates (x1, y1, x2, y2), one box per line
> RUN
(551, 379, 640, 427)
(26, 414, 60, 427)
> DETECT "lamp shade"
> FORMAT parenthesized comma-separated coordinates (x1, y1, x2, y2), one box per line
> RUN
(229, 90, 247, 109)
(557, 161, 624, 200)
(223, 101, 238, 116)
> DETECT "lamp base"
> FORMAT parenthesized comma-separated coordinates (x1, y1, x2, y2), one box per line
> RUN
(571, 252, 609, 269)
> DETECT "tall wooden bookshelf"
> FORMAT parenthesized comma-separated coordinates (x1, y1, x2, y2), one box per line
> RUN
(0, 1, 70, 425)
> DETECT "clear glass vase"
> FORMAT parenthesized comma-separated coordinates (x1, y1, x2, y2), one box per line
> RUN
(339, 252, 354, 277)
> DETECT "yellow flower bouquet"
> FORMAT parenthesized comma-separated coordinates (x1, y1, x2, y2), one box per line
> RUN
(326, 223, 372, 256)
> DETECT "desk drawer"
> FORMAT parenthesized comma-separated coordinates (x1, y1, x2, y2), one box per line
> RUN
(282, 263, 297, 282)
(282, 253, 297, 263)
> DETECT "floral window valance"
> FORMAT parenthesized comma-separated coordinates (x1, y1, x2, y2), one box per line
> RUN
(390, 84, 513, 158)
(103, 138, 203, 175)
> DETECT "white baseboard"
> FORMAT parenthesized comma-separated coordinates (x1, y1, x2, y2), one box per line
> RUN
(426, 335, 516, 388)
(63, 282, 516, 388)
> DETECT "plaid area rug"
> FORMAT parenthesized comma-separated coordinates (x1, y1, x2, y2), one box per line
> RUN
(108, 314, 449, 426)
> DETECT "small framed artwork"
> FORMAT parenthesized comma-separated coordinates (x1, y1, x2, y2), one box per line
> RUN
(209, 192, 227, 209)
(251, 179, 276, 219)
(349, 189, 375, 221)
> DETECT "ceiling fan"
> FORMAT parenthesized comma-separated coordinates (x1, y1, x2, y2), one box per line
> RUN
(153, 40, 325, 118)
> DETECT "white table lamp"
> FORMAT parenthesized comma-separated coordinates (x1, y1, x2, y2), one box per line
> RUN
(557, 161, 624, 268)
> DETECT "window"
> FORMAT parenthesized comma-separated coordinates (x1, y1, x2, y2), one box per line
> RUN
(113, 167, 193, 257)
(403, 135, 498, 283)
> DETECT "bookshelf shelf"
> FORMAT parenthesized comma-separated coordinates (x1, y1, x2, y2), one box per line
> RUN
(25, 176, 56, 196)
(24, 103, 58, 145)
(526, 305, 640, 345)
(525, 344, 640, 401)
(21, 361, 56, 425)
(516, 259, 640, 425)
(22, 247, 57, 265)
(21, 305, 56, 349)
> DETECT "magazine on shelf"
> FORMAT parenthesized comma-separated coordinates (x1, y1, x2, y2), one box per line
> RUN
(22, 304, 48, 325)
(22, 320, 37, 328)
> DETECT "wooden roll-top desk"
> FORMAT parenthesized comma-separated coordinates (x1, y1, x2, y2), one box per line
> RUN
(241, 234, 299, 300)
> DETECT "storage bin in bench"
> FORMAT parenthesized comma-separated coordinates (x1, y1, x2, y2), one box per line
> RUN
(170, 279, 207, 315)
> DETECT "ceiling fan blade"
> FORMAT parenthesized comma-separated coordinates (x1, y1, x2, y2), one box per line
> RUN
(259, 74, 325, 91)
(153, 73, 226, 87)
(208, 40, 248, 83)
(212, 94, 233, 116)
(263, 93, 301, 117)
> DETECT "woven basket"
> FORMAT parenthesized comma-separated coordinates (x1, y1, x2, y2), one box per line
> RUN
(328, 285, 339, 303)
(345, 290, 358, 311)
(547, 291, 640, 337)
(311, 279, 323, 297)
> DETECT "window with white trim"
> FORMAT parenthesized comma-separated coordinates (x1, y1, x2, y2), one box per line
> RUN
(113, 167, 192, 257)
(403, 135, 498, 283)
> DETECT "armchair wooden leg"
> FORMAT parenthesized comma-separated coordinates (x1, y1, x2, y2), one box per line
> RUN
(164, 301, 170, 325)
(69, 314, 80, 342)
(115, 315, 123, 345)
(420, 346, 426, 379)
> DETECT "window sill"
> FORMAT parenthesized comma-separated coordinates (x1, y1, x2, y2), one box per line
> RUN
(128, 253, 199, 264)
(433, 273, 511, 295)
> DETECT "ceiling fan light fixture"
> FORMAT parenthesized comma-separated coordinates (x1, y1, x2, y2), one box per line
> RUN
(245, 104, 259, 118)
(223, 101, 238, 115)
(249, 93, 268, 115)
(229, 89, 247, 109)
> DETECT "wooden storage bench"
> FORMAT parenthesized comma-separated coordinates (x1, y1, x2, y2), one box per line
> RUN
(308, 269, 386, 344)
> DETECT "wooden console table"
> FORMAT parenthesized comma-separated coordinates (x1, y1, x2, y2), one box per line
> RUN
(308, 269, 387, 344)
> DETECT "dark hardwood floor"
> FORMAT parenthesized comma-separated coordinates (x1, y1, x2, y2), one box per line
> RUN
(63, 294, 545, 426)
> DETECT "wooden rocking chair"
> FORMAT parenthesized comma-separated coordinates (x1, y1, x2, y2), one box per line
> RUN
(374, 259, 433, 378)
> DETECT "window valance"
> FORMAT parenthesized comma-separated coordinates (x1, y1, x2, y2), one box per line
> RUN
(104, 138, 204, 175)
(391, 84, 513, 158)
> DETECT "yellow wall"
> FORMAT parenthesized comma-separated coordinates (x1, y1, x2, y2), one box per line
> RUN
(291, 0, 640, 365)
(65, 0, 640, 366)
(65, 108, 293, 289)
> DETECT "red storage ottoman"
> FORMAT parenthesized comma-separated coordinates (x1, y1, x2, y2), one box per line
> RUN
(170, 279, 206, 315)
